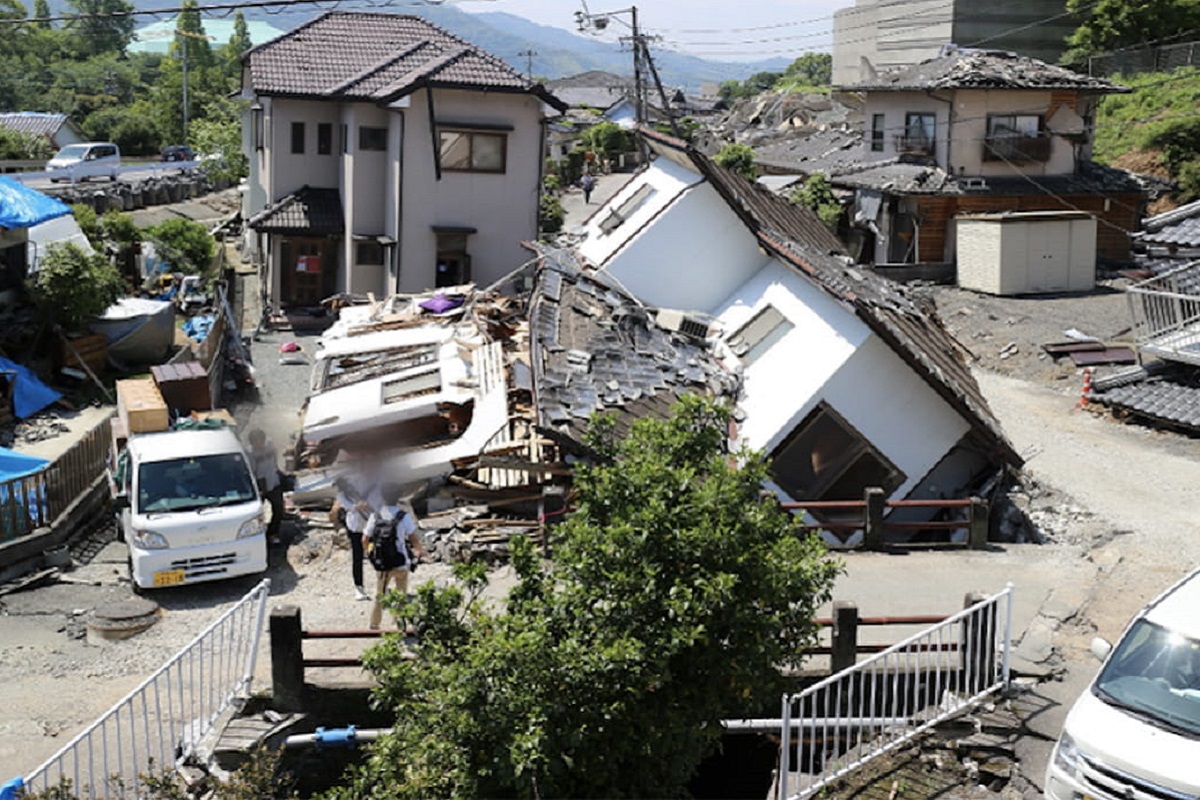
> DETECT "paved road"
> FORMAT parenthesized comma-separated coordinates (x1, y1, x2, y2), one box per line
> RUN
(14, 164, 196, 192)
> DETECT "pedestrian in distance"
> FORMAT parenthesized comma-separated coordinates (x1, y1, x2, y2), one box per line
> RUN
(580, 171, 596, 204)
(334, 450, 383, 601)
(363, 482, 425, 630)
(246, 428, 285, 544)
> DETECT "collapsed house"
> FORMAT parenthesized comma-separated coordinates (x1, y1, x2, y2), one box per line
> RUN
(549, 129, 1020, 544)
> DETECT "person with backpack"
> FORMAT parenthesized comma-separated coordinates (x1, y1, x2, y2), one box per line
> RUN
(362, 482, 425, 630)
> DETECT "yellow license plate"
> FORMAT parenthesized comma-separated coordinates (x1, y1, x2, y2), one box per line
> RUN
(153, 569, 186, 587)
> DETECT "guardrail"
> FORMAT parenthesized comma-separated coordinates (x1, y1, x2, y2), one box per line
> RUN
(782, 488, 989, 549)
(1126, 259, 1200, 367)
(0, 413, 113, 544)
(16, 579, 272, 798)
(777, 585, 1014, 800)
(6, 160, 201, 185)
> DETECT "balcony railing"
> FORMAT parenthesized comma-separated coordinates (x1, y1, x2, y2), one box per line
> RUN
(894, 134, 935, 157)
(983, 134, 1053, 163)
(1127, 260, 1200, 366)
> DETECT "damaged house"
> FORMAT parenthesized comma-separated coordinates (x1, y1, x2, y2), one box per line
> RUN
(761, 48, 1159, 271)
(240, 12, 565, 310)
(547, 129, 1020, 544)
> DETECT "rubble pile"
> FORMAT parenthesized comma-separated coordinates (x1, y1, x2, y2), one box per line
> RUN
(699, 90, 862, 150)
(0, 412, 70, 448)
(418, 505, 545, 565)
(44, 170, 237, 215)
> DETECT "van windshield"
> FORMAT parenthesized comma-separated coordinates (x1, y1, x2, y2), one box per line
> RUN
(137, 453, 258, 514)
(1094, 619, 1200, 738)
(54, 145, 89, 159)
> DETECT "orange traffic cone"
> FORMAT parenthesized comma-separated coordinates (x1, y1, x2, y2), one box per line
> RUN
(1076, 368, 1094, 409)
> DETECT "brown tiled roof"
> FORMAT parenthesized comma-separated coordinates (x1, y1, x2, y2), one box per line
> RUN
(245, 12, 565, 110)
(247, 186, 343, 234)
(642, 128, 1021, 467)
(839, 48, 1126, 94)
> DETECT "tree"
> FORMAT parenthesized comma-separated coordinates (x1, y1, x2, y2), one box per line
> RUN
(326, 396, 841, 799)
(65, 0, 135, 57)
(714, 142, 757, 179)
(188, 98, 246, 181)
(31, 0, 48, 26)
(71, 203, 99, 245)
(148, 218, 215, 275)
(538, 192, 565, 234)
(783, 52, 832, 87)
(1063, 0, 1200, 66)
(0, 127, 52, 159)
(225, 10, 250, 62)
(30, 242, 123, 332)
(579, 120, 634, 160)
(111, 114, 161, 156)
(790, 173, 842, 229)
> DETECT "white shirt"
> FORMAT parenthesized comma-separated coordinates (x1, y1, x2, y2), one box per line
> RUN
(364, 505, 418, 568)
(247, 439, 279, 492)
(336, 473, 382, 533)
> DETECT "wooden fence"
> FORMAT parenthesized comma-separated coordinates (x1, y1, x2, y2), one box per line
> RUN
(782, 487, 989, 550)
(0, 413, 113, 544)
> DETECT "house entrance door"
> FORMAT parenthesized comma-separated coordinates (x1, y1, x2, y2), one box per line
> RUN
(281, 238, 336, 306)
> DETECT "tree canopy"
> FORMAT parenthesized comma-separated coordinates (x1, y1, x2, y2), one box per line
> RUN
(30, 242, 123, 332)
(326, 396, 841, 799)
(1063, 0, 1200, 66)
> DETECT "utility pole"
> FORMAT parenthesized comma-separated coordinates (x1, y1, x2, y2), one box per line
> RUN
(518, 48, 538, 81)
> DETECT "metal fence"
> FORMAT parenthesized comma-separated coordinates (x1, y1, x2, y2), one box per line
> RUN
(1088, 41, 1200, 77)
(777, 585, 1013, 800)
(1127, 260, 1200, 367)
(0, 413, 113, 544)
(19, 579, 272, 798)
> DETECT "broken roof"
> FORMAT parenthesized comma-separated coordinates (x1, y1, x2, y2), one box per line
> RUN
(247, 186, 343, 234)
(642, 128, 1021, 466)
(1095, 364, 1200, 434)
(1138, 199, 1200, 248)
(839, 48, 1127, 93)
(244, 12, 565, 110)
(529, 247, 739, 450)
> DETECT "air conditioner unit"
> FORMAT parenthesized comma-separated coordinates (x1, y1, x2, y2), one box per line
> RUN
(656, 309, 711, 339)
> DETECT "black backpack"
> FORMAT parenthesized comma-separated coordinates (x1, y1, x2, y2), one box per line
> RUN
(368, 513, 405, 571)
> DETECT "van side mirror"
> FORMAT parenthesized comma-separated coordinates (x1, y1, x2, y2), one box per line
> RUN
(1090, 637, 1113, 662)
(112, 493, 130, 511)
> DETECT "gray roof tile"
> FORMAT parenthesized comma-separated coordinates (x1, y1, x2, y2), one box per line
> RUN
(247, 186, 343, 234)
(1096, 370, 1200, 433)
(839, 48, 1126, 93)
(0, 112, 70, 140)
(1139, 199, 1200, 247)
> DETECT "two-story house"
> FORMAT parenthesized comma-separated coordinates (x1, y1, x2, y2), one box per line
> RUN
(240, 12, 565, 309)
(763, 48, 1159, 268)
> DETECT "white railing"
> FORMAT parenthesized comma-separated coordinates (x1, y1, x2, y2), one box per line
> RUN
(1127, 260, 1200, 366)
(777, 585, 1013, 800)
(17, 579, 271, 798)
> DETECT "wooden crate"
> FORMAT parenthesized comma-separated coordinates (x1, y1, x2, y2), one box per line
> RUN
(190, 408, 236, 428)
(116, 378, 169, 433)
(151, 361, 211, 414)
(59, 332, 108, 375)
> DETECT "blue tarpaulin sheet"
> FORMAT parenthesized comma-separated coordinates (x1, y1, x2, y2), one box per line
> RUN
(0, 447, 48, 481)
(0, 176, 71, 229)
(0, 357, 61, 418)
(183, 314, 216, 343)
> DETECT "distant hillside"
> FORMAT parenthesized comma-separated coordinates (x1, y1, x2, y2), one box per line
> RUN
(49, 1, 789, 89)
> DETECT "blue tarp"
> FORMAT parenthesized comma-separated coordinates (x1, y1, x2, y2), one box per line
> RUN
(183, 314, 216, 343)
(0, 176, 71, 229)
(0, 447, 48, 481)
(0, 357, 61, 418)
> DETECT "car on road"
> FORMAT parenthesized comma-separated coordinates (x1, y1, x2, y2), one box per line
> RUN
(46, 142, 121, 182)
(1045, 567, 1200, 800)
(161, 144, 194, 162)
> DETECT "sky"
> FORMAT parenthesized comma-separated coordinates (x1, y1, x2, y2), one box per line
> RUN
(462, 0, 857, 61)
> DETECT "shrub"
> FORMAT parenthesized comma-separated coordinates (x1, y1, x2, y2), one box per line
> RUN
(148, 217, 215, 276)
(539, 193, 565, 234)
(714, 142, 757, 180)
(30, 242, 123, 332)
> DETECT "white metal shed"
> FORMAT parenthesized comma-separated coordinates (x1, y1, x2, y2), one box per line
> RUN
(956, 211, 1097, 295)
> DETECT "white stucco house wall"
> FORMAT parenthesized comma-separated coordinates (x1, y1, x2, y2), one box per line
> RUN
(571, 131, 1021, 542)
(240, 12, 565, 308)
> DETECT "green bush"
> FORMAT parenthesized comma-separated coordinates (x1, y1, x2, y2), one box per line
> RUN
(148, 217, 216, 276)
(790, 173, 843, 229)
(714, 142, 757, 180)
(111, 115, 161, 157)
(543, 173, 561, 193)
(72, 203, 100, 246)
(30, 242, 123, 332)
(579, 121, 635, 159)
(539, 193, 565, 234)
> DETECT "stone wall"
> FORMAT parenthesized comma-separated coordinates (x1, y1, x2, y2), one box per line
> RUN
(42, 170, 235, 215)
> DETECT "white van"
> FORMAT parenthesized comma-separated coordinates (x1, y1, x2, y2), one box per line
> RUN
(46, 142, 121, 182)
(113, 427, 268, 590)
(1045, 567, 1200, 800)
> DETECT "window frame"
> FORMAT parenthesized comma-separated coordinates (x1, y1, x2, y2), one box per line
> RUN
(290, 121, 305, 155)
(598, 183, 655, 234)
(726, 304, 794, 366)
(317, 122, 333, 156)
(355, 240, 385, 266)
(359, 125, 387, 152)
(870, 113, 885, 152)
(438, 129, 508, 174)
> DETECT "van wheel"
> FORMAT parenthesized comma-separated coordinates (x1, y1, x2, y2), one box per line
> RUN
(127, 558, 145, 596)
(110, 170, 118, 182)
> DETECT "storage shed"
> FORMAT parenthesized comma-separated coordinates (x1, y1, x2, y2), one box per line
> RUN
(956, 211, 1097, 295)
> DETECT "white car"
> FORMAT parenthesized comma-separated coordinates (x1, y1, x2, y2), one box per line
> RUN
(47, 142, 121, 183)
(1045, 567, 1200, 800)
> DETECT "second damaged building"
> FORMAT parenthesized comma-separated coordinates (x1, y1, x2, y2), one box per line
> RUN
(548, 130, 1021, 545)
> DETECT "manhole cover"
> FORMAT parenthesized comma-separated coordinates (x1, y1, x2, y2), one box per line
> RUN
(87, 597, 161, 643)
(93, 598, 159, 622)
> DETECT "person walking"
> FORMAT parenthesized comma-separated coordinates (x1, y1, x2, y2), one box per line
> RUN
(334, 451, 383, 601)
(246, 428, 284, 544)
(580, 171, 596, 204)
(363, 482, 425, 630)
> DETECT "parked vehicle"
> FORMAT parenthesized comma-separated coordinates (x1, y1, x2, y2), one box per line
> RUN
(1045, 567, 1200, 800)
(110, 426, 268, 590)
(161, 144, 194, 162)
(46, 142, 121, 182)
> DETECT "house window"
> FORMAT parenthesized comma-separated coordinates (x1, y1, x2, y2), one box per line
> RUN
(252, 105, 263, 151)
(317, 123, 332, 155)
(341, 124, 348, 154)
(438, 130, 507, 173)
(898, 112, 936, 156)
(435, 230, 472, 288)
(870, 114, 885, 152)
(356, 241, 384, 265)
(771, 402, 905, 504)
(381, 369, 441, 404)
(599, 183, 655, 234)
(359, 126, 387, 151)
(726, 304, 793, 365)
(984, 114, 1049, 162)
(290, 122, 305, 155)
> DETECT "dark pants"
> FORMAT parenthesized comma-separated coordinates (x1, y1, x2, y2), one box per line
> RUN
(264, 484, 285, 541)
(347, 528, 365, 588)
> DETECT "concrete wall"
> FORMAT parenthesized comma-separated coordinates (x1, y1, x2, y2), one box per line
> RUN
(861, 92, 949, 166)
(267, 99, 342, 199)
